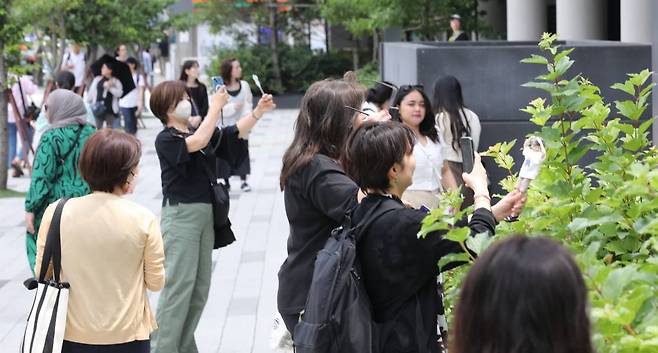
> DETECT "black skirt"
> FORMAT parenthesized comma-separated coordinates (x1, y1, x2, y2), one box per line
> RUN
(216, 138, 250, 178)
(62, 340, 149, 353)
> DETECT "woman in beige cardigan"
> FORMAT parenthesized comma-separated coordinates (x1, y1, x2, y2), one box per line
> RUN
(36, 129, 165, 353)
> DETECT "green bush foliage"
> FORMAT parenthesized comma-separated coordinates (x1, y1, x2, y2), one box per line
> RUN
(420, 33, 658, 352)
(208, 44, 353, 94)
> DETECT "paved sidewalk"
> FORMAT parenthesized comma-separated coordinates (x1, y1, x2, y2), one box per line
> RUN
(0, 110, 297, 353)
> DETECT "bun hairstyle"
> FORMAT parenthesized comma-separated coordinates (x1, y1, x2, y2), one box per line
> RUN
(366, 81, 394, 109)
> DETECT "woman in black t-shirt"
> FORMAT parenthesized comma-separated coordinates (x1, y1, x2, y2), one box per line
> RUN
(343, 122, 525, 353)
(149, 81, 275, 353)
(277, 79, 391, 335)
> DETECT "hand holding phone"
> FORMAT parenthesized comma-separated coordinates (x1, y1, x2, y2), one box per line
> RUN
(211, 76, 224, 92)
(460, 136, 475, 173)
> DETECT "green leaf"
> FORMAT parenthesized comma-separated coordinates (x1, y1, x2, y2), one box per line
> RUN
(520, 54, 549, 65)
(437, 252, 471, 270)
(612, 82, 636, 96)
(602, 265, 640, 299)
(465, 232, 494, 256)
(443, 227, 469, 243)
(615, 100, 641, 120)
(554, 48, 575, 63)
(522, 81, 556, 93)
(554, 55, 575, 76)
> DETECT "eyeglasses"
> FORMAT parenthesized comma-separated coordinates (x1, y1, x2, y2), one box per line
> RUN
(344, 105, 370, 118)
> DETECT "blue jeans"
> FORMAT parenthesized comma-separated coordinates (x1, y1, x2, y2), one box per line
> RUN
(120, 107, 138, 135)
(17, 123, 34, 160)
(7, 122, 17, 165)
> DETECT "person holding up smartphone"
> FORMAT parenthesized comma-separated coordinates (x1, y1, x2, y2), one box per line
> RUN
(216, 58, 255, 192)
(149, 81, 275, 353)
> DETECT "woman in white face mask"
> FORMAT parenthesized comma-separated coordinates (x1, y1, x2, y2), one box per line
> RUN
(148, 81, 275, 353)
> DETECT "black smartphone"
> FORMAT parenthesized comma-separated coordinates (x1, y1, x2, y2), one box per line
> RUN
(460, 136, 475, 173)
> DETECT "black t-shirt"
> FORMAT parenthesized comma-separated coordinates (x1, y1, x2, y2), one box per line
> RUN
(155, 125, 243, 204)
(277, 154, 359, 314)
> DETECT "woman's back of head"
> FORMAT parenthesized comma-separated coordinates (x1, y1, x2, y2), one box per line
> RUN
(452, 235, 592, 353)
(366, 81, 394, 109)
(432, 75, 471, 151)
(56, 70, 76, 90)
(280, 79, 365, 189)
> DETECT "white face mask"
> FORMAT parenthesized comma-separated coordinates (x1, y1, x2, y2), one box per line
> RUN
(172, 100, 192, 122)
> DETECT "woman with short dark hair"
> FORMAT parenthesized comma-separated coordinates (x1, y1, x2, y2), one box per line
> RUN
(451, 235, 593, 353)
(343, 121, 524, 353)
(36, 129, 164, 353)
(150, 80, 275, 353)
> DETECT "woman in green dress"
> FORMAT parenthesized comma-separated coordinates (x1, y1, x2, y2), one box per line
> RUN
(24, 89, 96, 273)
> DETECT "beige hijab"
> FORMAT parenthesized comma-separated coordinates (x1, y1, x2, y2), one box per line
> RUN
(45, 89, 90, 132)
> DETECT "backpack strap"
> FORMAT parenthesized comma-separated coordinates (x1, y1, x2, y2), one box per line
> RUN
(352, 197, 400, 241)
(38, 198, 70, 284)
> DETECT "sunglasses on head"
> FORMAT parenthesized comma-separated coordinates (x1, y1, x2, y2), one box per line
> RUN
(398, 84, 424, 91)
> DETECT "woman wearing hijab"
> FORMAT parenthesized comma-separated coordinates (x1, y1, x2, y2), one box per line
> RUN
(24, 89, 96, 274)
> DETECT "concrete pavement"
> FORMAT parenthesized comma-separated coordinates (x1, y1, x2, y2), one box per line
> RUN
(0, 110, 297, 353)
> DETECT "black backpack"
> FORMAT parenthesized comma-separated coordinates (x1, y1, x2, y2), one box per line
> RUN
(293, 199, 397, 353)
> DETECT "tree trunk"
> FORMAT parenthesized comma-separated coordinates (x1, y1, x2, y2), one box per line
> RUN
(268, 1, 283, 94)
(352, 37, 359, 71)
(0, 40, 9, 190)
(324, 19, 330, 53)
(372, 30, 379, 63)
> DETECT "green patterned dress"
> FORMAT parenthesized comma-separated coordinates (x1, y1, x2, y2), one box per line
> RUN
(24, 124, 95, 273)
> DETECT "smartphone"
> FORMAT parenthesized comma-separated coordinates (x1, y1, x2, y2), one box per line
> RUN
(211, 76, 224, 91)
(460, 136, 475, 173)
(419, 205, 431, 214)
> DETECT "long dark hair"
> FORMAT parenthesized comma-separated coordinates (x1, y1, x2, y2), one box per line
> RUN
(391, 86, 439, 143)
(366, 81, 394, 108)
(452, 235, 593, 353)
(179, 60, 200, 84)
(433, 75, 471, 151)
(280, 80, 365, 190)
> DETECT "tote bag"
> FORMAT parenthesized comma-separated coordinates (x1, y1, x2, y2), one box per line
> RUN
(21, 198, 70, 353)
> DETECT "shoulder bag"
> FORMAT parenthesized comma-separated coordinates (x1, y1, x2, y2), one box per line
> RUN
(21, 198, 70, 353)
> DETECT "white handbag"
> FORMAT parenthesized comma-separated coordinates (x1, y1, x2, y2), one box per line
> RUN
(21, 198, 70, 353)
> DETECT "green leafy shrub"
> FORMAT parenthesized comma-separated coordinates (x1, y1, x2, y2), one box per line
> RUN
(208, 44, 353, 94)
(420, 33, 658, 353)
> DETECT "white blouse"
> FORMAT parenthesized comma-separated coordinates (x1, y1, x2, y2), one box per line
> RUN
(408, 137, 444, 192)
(436, 108, 481, 163)
(219, 80, 253, 126)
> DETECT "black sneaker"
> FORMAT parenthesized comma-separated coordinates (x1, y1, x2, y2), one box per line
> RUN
(241, 182, 252, 192)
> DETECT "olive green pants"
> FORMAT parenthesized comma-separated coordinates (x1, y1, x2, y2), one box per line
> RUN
(151, 202, 214, 353)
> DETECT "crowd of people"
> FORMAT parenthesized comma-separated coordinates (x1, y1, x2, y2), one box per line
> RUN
(15, 41, 595, 353)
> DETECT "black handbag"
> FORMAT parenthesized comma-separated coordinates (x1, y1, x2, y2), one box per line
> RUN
(17, 79, 40, 121)
(200, 137, 235, 249)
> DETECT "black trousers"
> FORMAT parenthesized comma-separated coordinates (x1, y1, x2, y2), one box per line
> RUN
(62, 340, 149, 353)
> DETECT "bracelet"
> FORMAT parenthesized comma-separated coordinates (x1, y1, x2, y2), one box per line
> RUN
(473, 194, 491, 203)
(252, 111, 262, 120)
